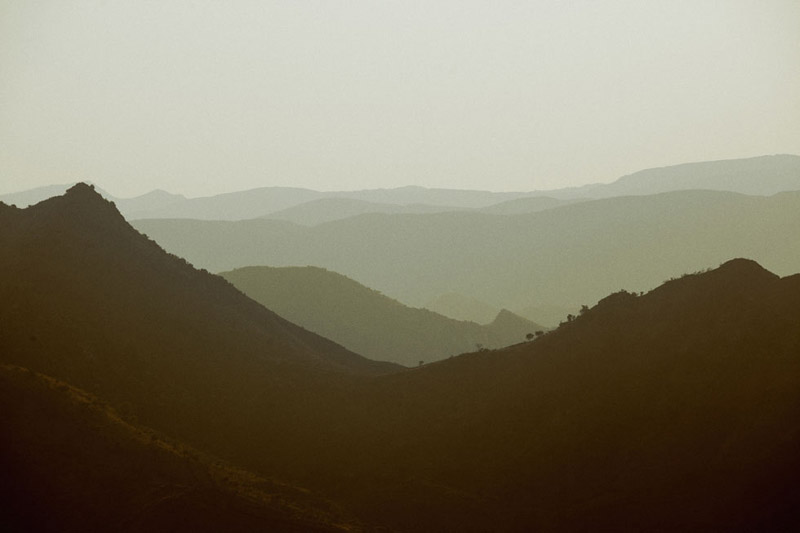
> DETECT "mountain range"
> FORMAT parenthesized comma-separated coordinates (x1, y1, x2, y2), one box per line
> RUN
(134, 188, 800, 315)
(3, 154, 798, 222)
(221, 266, 543, 366)
(1, 184, 799, 530)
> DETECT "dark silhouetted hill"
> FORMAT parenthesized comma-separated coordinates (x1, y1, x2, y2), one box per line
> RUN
(0, 184, 398, 510)
(250, 259, 800, 532)
(135, 189, 800, 312)
(221, 266, 542, 366)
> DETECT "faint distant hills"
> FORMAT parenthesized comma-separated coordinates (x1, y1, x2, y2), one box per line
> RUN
(261, 197, 466, 226)
(554, 153, 800, 198)
(4, 154, 798, 222)
(221, 266, 543, 366)
(135, 189, 800, 313)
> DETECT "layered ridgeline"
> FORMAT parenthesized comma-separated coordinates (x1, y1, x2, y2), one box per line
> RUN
(221, 266, 544, 366)
(134, 189, 800, 315)
(4, 154, 798, 221)
(2, 184, 799, 530)
(260, 196, 585, 226)
(565, 153, 800, 198)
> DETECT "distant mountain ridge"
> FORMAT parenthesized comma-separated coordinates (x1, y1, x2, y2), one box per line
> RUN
(221, 266, 544, 366)
(536, 153, 800, 199)
(135, 189, 800, 313)
(5, 154, 798, 221)
(262, 197, 467, 226)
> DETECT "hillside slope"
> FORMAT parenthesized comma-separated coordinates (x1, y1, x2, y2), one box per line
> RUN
(0, 365, 355, 533)
(221, 266, 542, 366)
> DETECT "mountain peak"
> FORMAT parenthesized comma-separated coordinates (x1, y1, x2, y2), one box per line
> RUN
(643, 258, 781, 308)
(717, 257, 767, 272)
(712, 258, 778, 283)
(44, 181, 122, 220)
(11, 182, 134, 245)
(64, 182, 99, 197)
(492, 308, 524, 324)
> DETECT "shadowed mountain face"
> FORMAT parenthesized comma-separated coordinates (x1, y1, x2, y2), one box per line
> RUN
(2, 185, 799, 531)
(221, 266, 543, 366)
(135, 189, 800, 311)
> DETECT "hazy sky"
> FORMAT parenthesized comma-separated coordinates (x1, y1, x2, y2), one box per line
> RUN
(1, 1, 798, 198)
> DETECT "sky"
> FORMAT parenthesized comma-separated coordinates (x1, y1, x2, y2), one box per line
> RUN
(1, 1, 798, 198)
